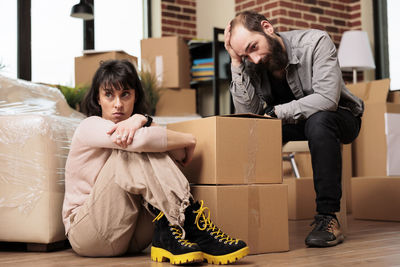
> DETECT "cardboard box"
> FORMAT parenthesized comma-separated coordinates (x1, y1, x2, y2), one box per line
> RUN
(155, 88, 196, 116)
(141, 36, 190, 89)
(283, 152, 313, 178)
(75, 50, 138, 87)
(352, 177, 400, 221)
(191, 184, 289, 254)
(168, 115, 282, 184)
(284, 177, 315, 220)
(347, 79, 400, 176)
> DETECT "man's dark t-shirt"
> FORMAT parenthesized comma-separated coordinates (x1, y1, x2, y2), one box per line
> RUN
(267, 71, 295, 106)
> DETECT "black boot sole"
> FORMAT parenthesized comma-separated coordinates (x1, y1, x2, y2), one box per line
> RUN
(305, 234, 345, 247)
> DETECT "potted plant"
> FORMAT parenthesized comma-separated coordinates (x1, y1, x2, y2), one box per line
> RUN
(139, 62, 163, 116)
(57, 85, 88, 111)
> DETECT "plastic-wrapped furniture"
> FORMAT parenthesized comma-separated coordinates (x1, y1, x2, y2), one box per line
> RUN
(0, 75, 84, 250)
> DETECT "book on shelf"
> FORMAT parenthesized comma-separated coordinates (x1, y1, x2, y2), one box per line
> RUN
(193, 58, 214, 65)
(192, 76, 213, 82)
(192, 70, 214, 77)
(191, 65, 214, 71)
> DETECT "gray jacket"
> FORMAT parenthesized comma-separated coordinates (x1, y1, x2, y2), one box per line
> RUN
(230, 29, 364, 124)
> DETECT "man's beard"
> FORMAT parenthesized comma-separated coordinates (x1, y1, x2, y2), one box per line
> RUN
(259, 32, 288, 73)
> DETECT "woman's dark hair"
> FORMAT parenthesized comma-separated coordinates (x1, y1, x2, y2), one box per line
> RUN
(81, 59, 148, 117)
(231, 11, 272, 34)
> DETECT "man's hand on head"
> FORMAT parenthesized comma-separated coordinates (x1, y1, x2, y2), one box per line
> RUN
(224, 22, 243, 67)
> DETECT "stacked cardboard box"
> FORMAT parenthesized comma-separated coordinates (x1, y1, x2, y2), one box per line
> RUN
(348, 79, 400, 177)
(352, 177, 400, 221)
(168, 114, 289, 255)
(141, 36, 196, 116)
(75, 50, 138, 87)
(347, 79, 400, 221)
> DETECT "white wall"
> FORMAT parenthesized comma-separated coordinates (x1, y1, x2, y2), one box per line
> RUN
(196, 0, 235, 40)
(151, 0, 235, 40)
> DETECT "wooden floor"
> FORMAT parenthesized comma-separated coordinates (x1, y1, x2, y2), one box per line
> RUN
(1, 216, 400, 266)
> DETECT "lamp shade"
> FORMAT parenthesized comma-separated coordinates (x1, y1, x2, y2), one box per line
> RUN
(70, 0, 94, 20)
(338, 31, 376, 71)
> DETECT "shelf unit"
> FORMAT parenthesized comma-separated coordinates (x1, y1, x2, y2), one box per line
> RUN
(189, 28, 233, 115)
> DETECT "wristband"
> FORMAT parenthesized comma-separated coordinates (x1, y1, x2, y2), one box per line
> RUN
(143, 114, 153, 127)
(265, 106, 277, 118)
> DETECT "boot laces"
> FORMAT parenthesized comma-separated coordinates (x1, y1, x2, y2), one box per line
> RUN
(153, 211, 195, 247)
(170, 225, 195, 247)
(310, 216, 337, 233)
(194, 200, 239, 245)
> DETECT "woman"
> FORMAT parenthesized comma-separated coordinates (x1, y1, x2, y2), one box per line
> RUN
(62, 60, 248, 265)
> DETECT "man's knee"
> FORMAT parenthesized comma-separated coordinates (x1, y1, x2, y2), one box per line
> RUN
(304, 111, 338, 140)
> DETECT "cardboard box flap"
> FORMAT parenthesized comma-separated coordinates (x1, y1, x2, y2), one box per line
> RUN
(367, 79, 390, 104)
(221, 113, 276, 120)
(347, 82, 368, 101)
(82, 50, 126, 55)
(347, 79, 390, 103)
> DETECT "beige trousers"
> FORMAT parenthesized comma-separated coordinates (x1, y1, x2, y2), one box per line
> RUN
(67, 150, 192, 257)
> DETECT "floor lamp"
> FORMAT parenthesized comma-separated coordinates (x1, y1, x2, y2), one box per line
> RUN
(338, 31, 376, 84)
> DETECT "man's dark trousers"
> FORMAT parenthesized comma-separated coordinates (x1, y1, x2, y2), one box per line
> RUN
(282, 108, 361, 214)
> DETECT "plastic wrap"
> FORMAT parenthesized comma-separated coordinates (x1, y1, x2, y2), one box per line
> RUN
(0, 75, 85, 243)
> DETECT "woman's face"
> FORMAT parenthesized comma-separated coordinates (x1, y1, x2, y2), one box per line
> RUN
(98, 85, 136, 123)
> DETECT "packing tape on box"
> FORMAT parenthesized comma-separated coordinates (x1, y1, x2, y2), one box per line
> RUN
(0, 75, 84, 214)
(245, 119, 258, 184)
(155, 56, 163, 87)
(248, 185, 260, 249)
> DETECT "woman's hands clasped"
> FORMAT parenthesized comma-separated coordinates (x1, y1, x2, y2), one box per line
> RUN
(107, 114, 147, 148)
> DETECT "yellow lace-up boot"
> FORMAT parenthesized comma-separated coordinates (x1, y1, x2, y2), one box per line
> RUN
(151, 211, 203, 265)
(183, 200, 249, 264)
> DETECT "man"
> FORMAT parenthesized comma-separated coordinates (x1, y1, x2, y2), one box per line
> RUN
(225, 11, 363, 247)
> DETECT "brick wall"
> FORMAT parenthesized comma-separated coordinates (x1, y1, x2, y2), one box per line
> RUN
(235, 0, 362, 82)
(160, 0, 365, 81)
(161, 0, 197, 40)
(235, 0, 361, 46)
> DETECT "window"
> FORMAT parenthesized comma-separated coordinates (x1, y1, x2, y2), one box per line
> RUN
(0, 0, 17, 79)
(94, 0, 143, 62)
(387, 0, 400, 90)
(31, 0, 83, 86)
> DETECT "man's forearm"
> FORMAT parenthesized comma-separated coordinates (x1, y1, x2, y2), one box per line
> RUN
(230, 63, 264, 115)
